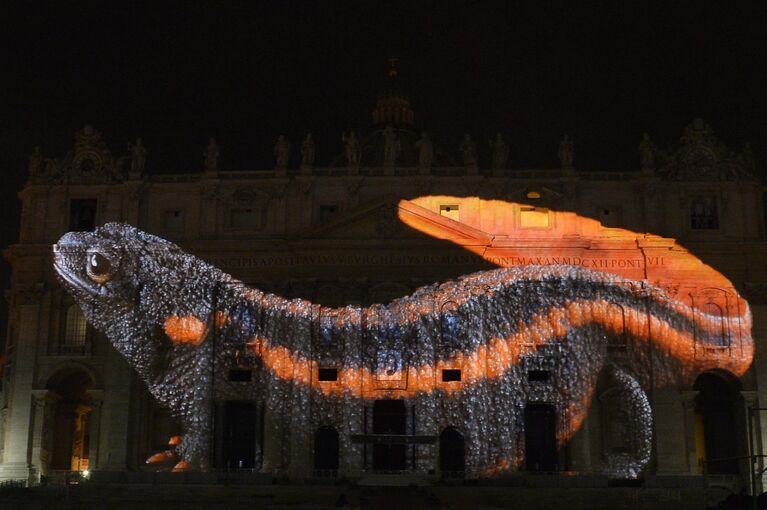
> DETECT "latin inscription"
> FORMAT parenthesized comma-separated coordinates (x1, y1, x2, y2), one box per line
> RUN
(207, 253, 665, 269)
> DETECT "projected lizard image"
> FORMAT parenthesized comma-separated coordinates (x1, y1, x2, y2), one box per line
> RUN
(51, 198, 753, 479)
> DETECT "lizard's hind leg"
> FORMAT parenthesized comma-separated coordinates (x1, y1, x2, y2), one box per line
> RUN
(601, 365, 653, 479)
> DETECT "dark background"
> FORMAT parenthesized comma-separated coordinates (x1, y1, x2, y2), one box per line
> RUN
(1, 1, 766, 339)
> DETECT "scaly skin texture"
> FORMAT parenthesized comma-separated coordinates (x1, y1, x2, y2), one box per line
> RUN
(52, 223, 752, 477)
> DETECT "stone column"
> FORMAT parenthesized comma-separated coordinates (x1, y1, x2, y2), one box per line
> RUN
(29, 390, 59, 479)
(288, 383, 312, 479)
(740, 390, 760, 492)
(87, 390, 103, 471)
(680, 390, 700, 474)
(97, 350, 132, 470)
(0, 289, 42, 483)
(261, 392, 283, 474)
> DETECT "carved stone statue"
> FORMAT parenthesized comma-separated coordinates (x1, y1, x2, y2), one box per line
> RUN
(558, 134, 574, 168)
(489, 133, 509, 170)
(342, 131, 361, 166)
(274, 135, 290, 168)
(204, 138, 219, 173)
(638, 133, 656, 172)
(382, 125, 400, 167)
(28, 146, 43, 177)
(460, 134, 477, 166)
(415, 132, 434, 169)
(45, 158, 59, 181)
(300, 133, 315, 168)
(130, 138, 147, 177)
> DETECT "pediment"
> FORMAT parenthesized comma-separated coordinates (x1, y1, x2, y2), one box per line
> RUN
(297, 196, 492, 242)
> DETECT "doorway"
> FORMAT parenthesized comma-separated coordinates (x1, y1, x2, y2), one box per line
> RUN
(223, 401, 258, 470)
(314, 426, 339, 471)
(47, 369, 93, 471)
(372, 399, 406, 470)
(695, 372, 740, 474)
(524, 403, 557, 472)
(439, 427, 465, 472)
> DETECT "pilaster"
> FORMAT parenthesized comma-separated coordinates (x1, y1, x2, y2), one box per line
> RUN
(0, 290, 42, 483)
(653, 387, 689, 474)
(29, 390, 59, 478)
(680, 390, 700, 474)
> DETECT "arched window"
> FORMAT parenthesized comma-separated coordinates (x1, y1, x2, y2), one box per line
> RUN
(440, 301, 461, 349)
(439, 427, 465, 474)
(314, 426, 339, 474)
(62, 304, 88, 354)
(46, 368, 94, 471)
(700, 302, 727, 347)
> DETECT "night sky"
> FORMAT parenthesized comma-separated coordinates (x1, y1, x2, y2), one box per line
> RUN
(1, 1, 766, 335)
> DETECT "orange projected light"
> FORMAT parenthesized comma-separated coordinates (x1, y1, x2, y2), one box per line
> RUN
(54, 206, 754, 477)
(243, 196, 752, 399)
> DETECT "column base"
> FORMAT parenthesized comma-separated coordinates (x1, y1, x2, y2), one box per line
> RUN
(0, 462, 38, 485)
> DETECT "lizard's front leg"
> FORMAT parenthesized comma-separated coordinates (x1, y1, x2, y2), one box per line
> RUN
(145, 405, 212, 472)
(602, 365, 653, 479)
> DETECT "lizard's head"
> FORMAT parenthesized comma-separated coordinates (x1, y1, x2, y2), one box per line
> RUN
(54, 223, 157, 316)
(53, 223, 228, 373)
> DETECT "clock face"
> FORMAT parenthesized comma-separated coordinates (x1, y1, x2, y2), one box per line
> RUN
(685, 148, 717, 178)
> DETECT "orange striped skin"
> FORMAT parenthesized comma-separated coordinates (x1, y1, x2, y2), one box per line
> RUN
(163, 315, 207, 345)
(244, 296, 752, 400)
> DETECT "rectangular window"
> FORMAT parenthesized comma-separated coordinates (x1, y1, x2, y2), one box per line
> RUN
(442, 369, 462, 382)
(69, 199, 97, 231)
(318, 368, 338, 382)
(319, 205, 339, 224)
(440, 204, 460, 221)
(690, 197, 719, 230)
(229, 208, 258, 229)
(162, 209, 184, 232)
(520, 206, 550, 228)
(528, 369, 550, 382)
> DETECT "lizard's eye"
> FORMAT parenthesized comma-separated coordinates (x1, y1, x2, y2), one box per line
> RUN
(86, 251, 114, 284)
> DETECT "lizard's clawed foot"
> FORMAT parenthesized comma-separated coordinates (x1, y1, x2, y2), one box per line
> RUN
(172, 460, 190, 472)
(145, 436, 184, 468)
(146, 450, 176, 465)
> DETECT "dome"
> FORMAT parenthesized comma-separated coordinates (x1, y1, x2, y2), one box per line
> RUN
(371, 58, 415, 128)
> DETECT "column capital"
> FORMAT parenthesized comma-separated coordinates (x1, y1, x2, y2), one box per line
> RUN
(741, 390, 759, 408)
(30, 389, 59, 408)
